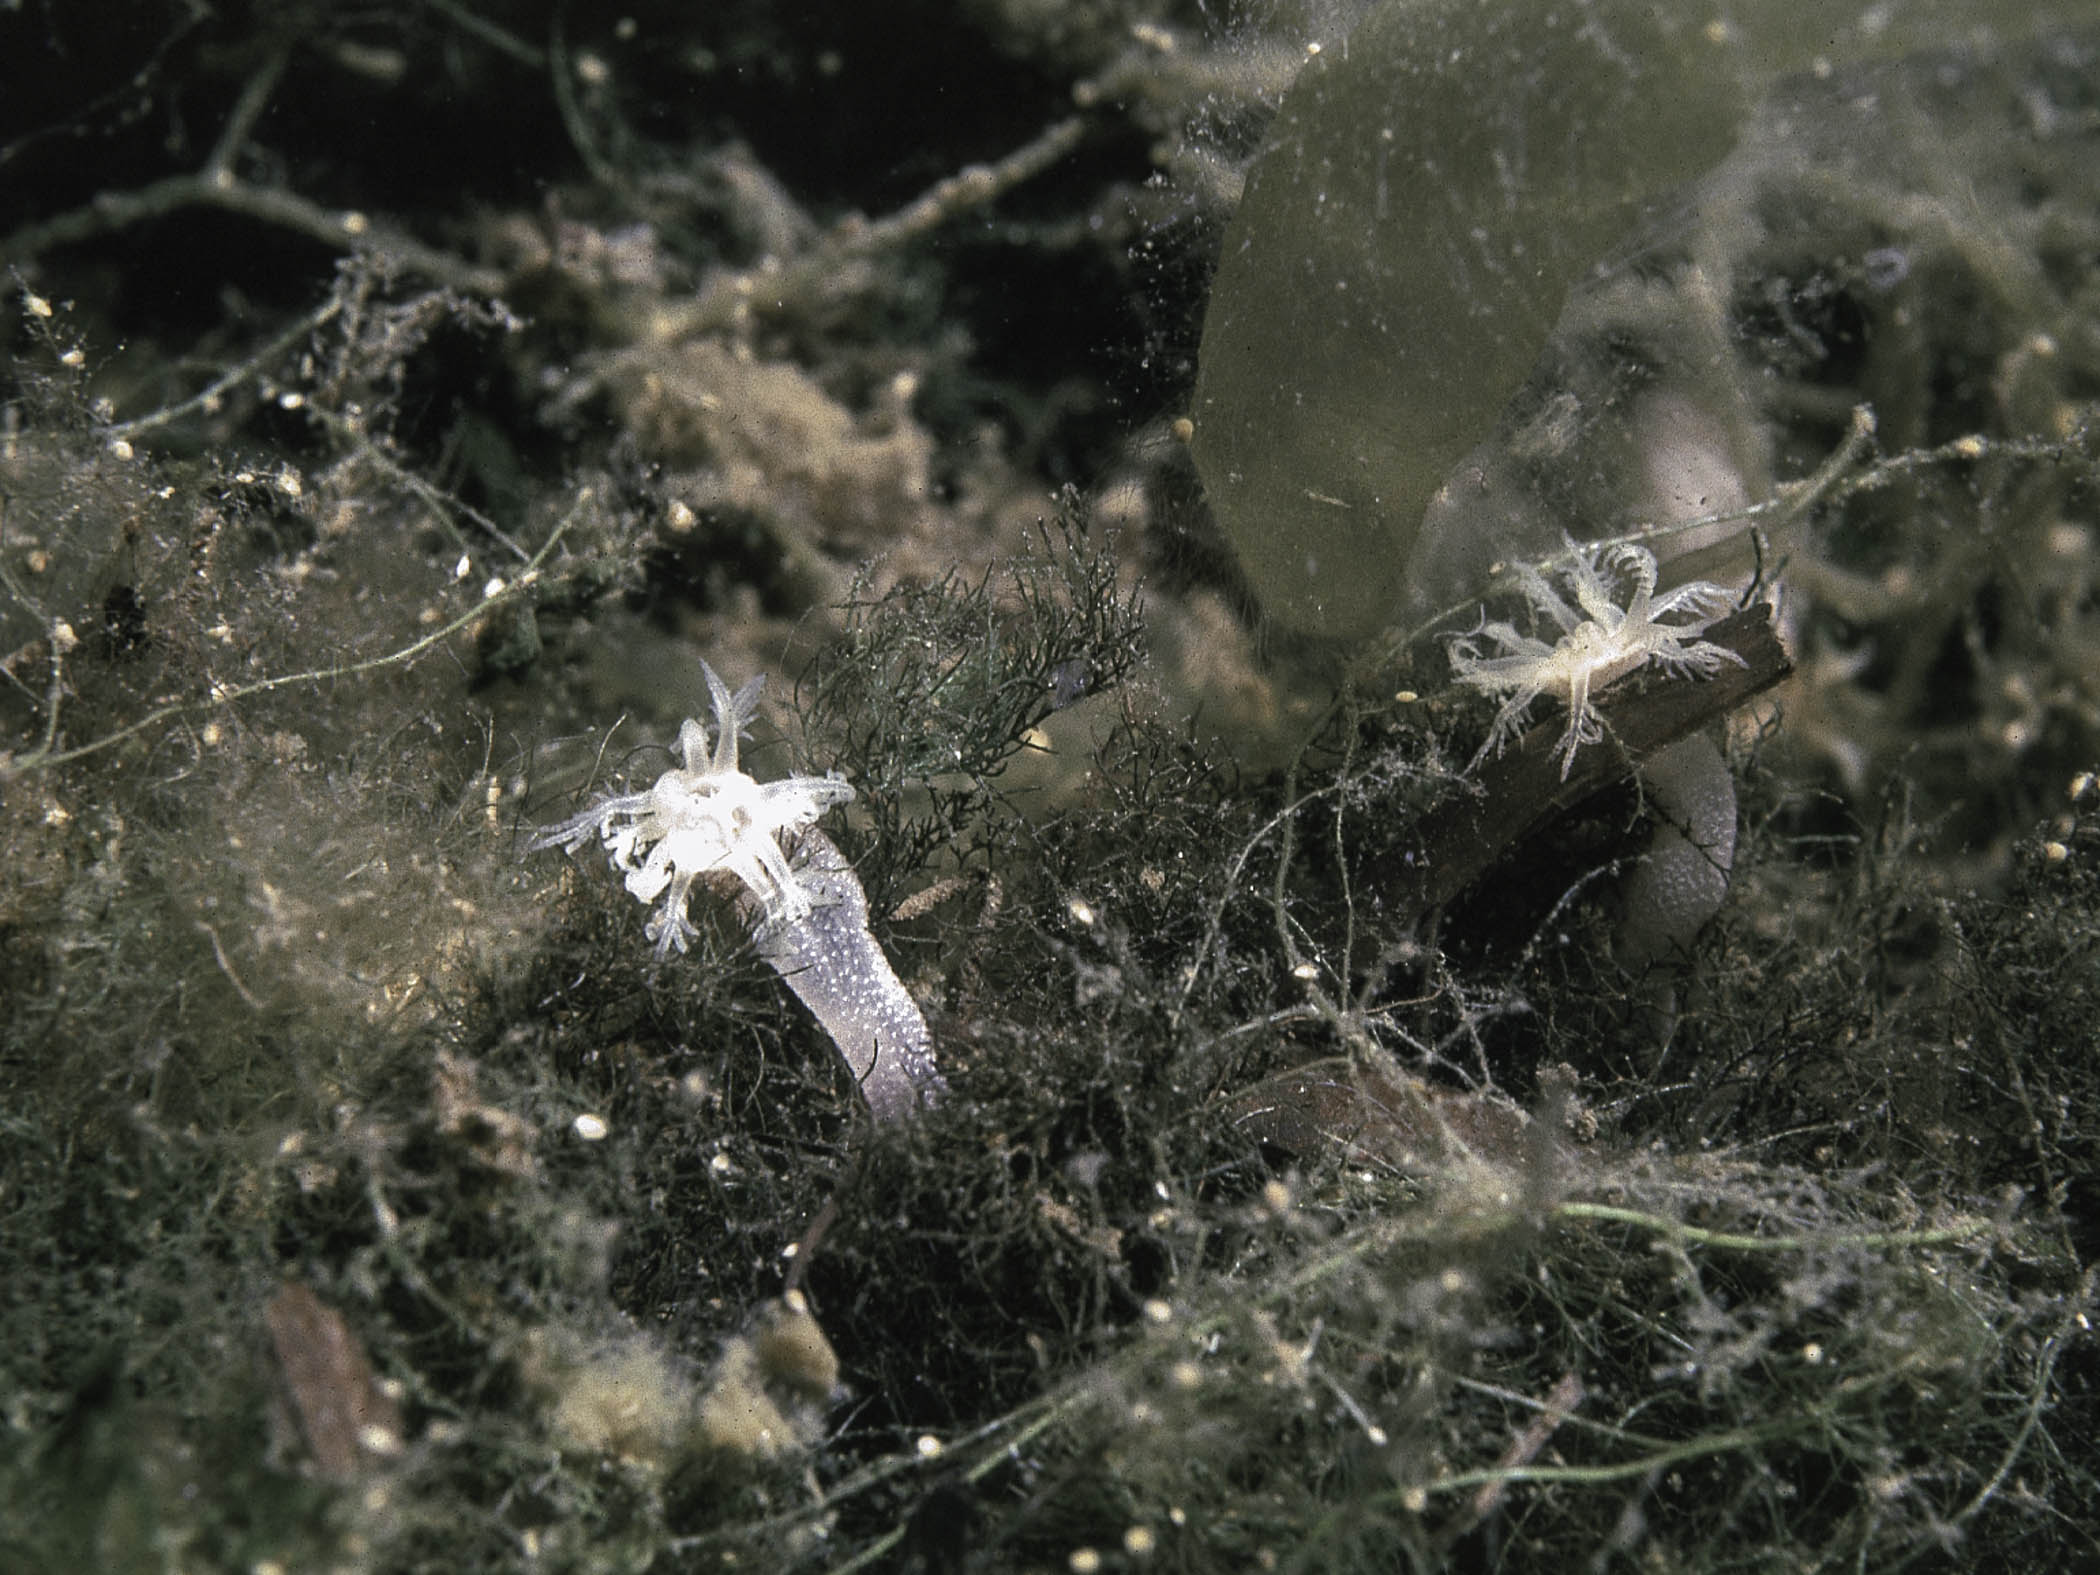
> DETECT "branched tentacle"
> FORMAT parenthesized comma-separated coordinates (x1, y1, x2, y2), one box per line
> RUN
(531, 661, 941, 1119)
(1445, 537, 1748, 778)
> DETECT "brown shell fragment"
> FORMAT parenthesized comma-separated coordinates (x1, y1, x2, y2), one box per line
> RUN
(264, 1281, 405, 1481)
(1226, 1056, 1533, 1175)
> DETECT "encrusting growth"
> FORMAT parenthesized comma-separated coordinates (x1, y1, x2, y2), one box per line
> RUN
(531, 663, 942, 1119)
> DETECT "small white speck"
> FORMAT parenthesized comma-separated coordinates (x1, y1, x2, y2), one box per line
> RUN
(915, 1433, 943, 1459)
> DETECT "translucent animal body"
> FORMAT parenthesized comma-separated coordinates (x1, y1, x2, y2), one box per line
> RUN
(530, 663, 854, 957)
(1444, 539, 1745, 779)
(533, 663, 941, 1119)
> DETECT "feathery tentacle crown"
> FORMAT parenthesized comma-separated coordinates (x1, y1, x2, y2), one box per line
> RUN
(1444, 537, 1747, 778)
(531, 664, 855, 957)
